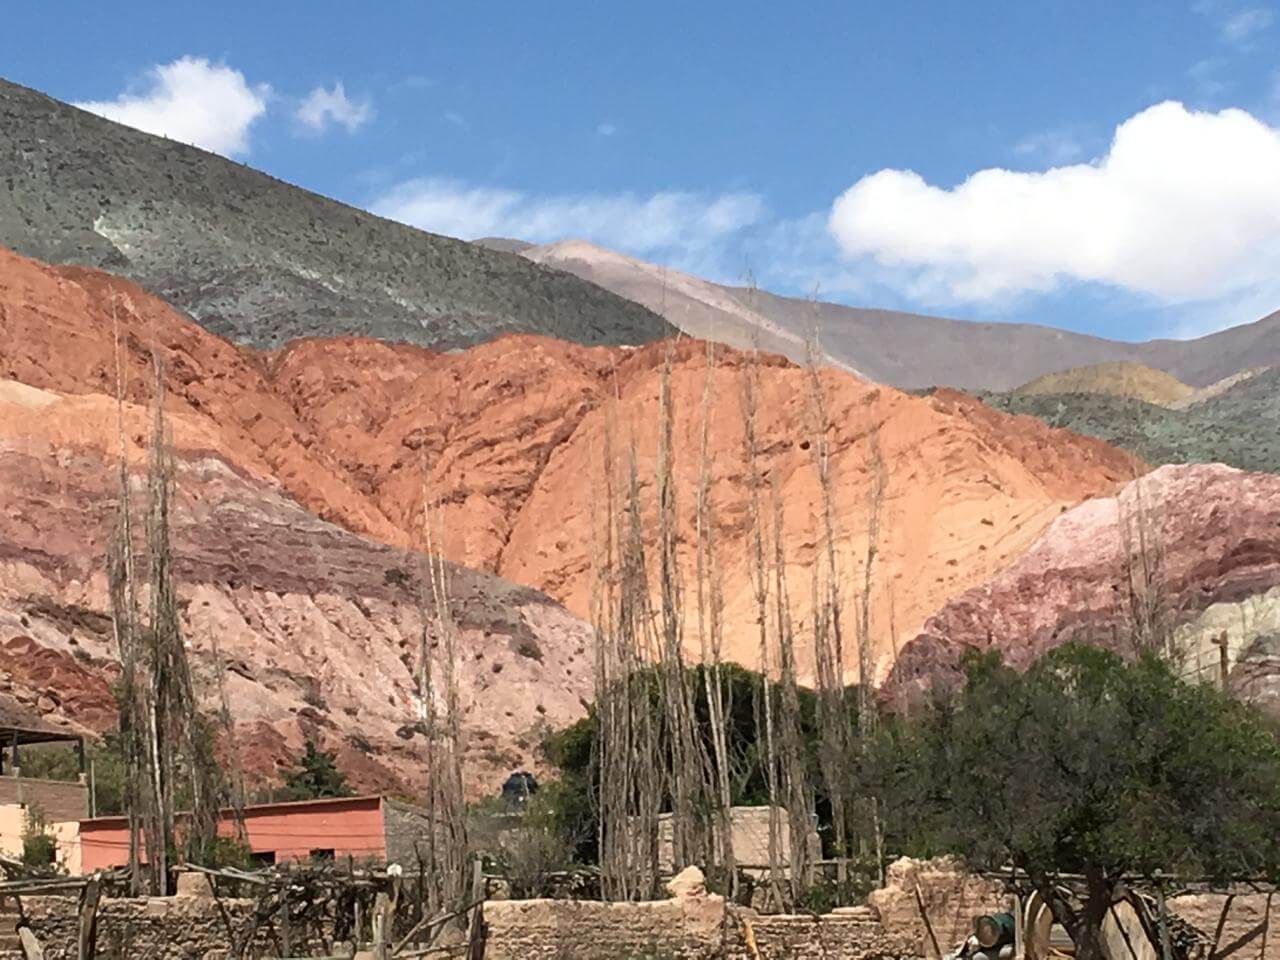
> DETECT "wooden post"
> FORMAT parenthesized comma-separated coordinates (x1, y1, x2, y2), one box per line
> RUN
(1014, 893, 1025, 960)
(77, 873, 101, 960)
(1209, 893, 1236, 960)
(1216, 633, 1231, 691)
(279, 864, 291, 958)
(466, 859, 486, 960)
(17, 926, 44, 960)
(914, 881, 943, 960)
(1259, 893, 1272, 960)
(1156, 883, 1173, 960)
(371, 890, 391, 960)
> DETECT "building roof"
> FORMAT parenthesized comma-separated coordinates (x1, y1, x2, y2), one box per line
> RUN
(0, 693, 84, 745)
(79, 793, 386, 828)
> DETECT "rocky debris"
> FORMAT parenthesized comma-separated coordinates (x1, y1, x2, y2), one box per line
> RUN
(0, 245, 1141, 684)
(666, 866, 708, 899)
(0, 79, 671, 353)
(884, 464, 1280, 718)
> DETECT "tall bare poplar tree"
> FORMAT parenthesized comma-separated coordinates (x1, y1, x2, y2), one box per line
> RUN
(804, 344, 853, 882)
(107, 309, 219, 893)
(415, 468, 470, 914)
(694, 340, 736, 894)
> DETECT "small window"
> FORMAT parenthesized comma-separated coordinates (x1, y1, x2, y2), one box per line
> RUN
(310, 848, 335, 862)
(251, 851, 276, 866)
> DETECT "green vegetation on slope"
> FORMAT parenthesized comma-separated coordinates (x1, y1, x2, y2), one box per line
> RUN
(977, 366, 1280, 473)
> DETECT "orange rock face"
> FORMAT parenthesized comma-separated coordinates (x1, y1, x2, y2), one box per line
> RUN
(0, 246, 1142, 692)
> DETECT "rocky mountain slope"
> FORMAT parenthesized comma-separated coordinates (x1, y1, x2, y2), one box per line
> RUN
(1, 246, 1139, 689)
(0, 78, 670, 351)
(978, 366, 1280, 474)
(884, 464, 1280, 719)
(0, 382, 596, 798)
(520, 240, 1280, 390)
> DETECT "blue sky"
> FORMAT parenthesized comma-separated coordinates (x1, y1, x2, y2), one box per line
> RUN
(4, 1, 1280, 340)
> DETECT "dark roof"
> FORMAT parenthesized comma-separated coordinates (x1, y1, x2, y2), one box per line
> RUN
(0, 694, 85, 745)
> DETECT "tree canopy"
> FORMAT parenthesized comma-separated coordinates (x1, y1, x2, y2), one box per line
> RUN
(862, 644, 1280, 959)
(281, 740, 354, 801)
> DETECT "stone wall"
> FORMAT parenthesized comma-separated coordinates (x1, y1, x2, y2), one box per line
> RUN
(483, 892, 725, 960)
(483, 867, 914, 960)
(382, 797, 436, 867)
(730, 908, 912, 960)
(867, 857, 1008, 955)
(0, 894, 266, 960)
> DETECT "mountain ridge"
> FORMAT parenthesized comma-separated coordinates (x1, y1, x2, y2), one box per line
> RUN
(521, 239, 1280, 390)
(0, 77, 672, 351)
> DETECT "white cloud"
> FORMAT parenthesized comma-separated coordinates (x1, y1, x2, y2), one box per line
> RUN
(74, 57, 269, 157)
(1220, 6, 1274, 42)
(597, 122, 618, 137)
(295, 82, 372, 134)
(369, 179, 764, 271)
(828, 101, 1280, 306)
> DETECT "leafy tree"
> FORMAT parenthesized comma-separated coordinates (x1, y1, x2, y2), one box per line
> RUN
(863, 645, 1280, 960)
(281, 740, 353, 801)
(21, 803, 57, 870)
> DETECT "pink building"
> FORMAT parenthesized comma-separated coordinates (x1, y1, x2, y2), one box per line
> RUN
(77, 795, 433, 874)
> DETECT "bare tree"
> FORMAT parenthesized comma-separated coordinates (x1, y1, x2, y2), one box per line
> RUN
(694, 339, 736, 896)
(106, 303, 219, 893)
(738, 346, 786, 908)
(415, 463, 470, 915)
(804, 341, 853, 883)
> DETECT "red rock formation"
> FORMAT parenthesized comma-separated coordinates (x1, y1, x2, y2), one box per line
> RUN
(884, 464, 1280, 717)
(0, 390, 594, 797)
(0, 245, 1142, 688)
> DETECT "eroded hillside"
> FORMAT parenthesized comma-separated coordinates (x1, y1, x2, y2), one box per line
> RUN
(1, 246, 1142, 688)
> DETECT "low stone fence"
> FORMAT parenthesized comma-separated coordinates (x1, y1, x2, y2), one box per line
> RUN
(0, 893, 262, 960)
(483, 868, 913, 960)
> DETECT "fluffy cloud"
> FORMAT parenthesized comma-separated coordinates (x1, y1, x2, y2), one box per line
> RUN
(828, 101, 1280, 303)
(75, 57, 269, 157)
(296, 82, 372, 134)
(370, 179, 764, 270)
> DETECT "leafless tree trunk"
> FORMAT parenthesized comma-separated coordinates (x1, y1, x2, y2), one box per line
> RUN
(1117, 472, 1173, 663)
(592, 398, 663, 901)
(804, 344, 852, 884)
(106, 302, 219, 894)
(415, 464, 470, 915)
(770, 478, 814, 904)
(694, 340, 736, 897)
(738, 348, 787, 908)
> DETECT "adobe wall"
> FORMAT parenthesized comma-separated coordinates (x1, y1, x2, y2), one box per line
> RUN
(866, 857, 1008, 955)
(483, 868, 914, 960)
(1170, 893, 1277, 960)
(0, 894, 266, 960)
(483, 893, 727, 960)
